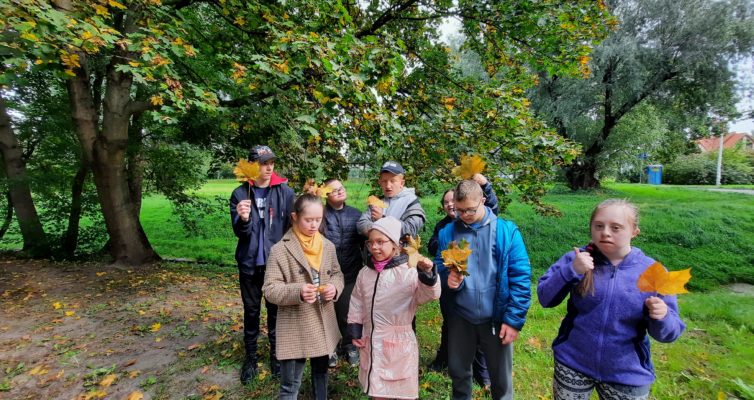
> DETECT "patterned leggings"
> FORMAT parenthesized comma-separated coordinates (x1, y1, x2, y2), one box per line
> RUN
(553, 361, 651, 400)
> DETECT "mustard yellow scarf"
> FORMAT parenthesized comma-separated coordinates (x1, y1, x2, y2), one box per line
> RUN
(293, 227, 324, 272)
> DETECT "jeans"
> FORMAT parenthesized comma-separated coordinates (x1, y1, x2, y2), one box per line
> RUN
(280, 356, 329, 400)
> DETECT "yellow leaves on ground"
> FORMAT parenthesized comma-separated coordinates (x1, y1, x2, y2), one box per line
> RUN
(98, 374, 117, 387)
(233, 159, 261, 182)
(637, 261, 691, 295)
(150, 322, 161, 332)
(52, 302, 62, 309)
(65, 310, 76, 317)
(126, 391, 144, 400)
(201, 384, 223, 400)
(28, 365, 49, 376)
(80, 389, 107, 400)
(402, 236, 430, 268)
(442, 240, 472, 276)
(367, 195, 386, 209)
(302, 179, 333, 199)
(452, 154, 486, 180)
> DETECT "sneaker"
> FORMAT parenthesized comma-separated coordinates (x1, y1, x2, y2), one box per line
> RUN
(240, 357, 258, 385)
(428, 358, 447, 372)
(328, 353, 338, 368)
(346, 348, 359, 366)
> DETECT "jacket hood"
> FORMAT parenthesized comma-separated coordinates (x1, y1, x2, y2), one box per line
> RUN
(392, 187, 416, 199)
(252, 172, 288, 187)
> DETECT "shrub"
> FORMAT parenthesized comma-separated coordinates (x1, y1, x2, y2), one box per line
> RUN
(664, 148, 754, 185)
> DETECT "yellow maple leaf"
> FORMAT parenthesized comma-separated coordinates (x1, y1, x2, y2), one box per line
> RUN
(98, 374, 117, 387)
(65, 310, 75, 316)
(273, 60, 290, 74)
(637, 262, 691, 296)
(302, 179, 333, 199)
(233, 159, 261, 182)
(108, 0, 126, 9)
(28, 365, 49, 376)
(52, 302, 62, 309)
(367, 195, 386, 209)
(402, 236, 430, 268)
(452, 154, 486, 180)
(150, 322, 161, 332)
(441, 240, 472, 276)
(150, 95, 163, 106)
(82, 389, 108, 400)
(126, 391, 144, 400)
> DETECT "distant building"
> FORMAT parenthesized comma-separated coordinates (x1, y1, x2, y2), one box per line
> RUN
(696, 132, 753, 152)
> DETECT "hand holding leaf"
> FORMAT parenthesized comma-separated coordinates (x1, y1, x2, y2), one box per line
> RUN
(442, 239, 472, 276)
(637, 261, 691, 295)
(452, 155, 486, 180)
(367, 195, 386, 209)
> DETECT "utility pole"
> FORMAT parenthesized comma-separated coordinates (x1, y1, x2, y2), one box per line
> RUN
(716, 128, 724, 187)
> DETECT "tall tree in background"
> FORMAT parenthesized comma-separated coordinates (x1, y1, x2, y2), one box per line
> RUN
(531, 0, 754, 189)
(2, 0, 610, 264)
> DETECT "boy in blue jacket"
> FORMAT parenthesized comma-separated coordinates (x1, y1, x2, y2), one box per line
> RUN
(435, 180, 531, 400)
(230, 145, 295, 384)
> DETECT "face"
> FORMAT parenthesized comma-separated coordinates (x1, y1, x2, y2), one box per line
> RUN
(454, 194, 485, 225)
(292, 201, 324, 236)
(378, 172, 405, 198)
(366, 230, 397, 262)
(325, 180, 347, 205)
(442, 191, 456, 218)
(590, 205, 639, 258)
(259, 160, 275, 181)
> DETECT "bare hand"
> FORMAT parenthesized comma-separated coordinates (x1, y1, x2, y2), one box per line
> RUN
(447, 269, 464, 289)
(417, 257, 433, 272)
(320, 284, 337, 301)
(499, 324, 519, 345)
(236, 199, 252, 222)
(370, 206, 383, 221)
(472, 173, 488, 186)
(572, 247, 594, 275)
(645, 296, 668, 320)
(352, 338, 366, 349)
(300, 283, 318, 304)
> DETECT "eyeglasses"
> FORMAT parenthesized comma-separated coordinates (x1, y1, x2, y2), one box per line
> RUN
(329, 187, 345, 195)
(365, 239, 391, 248)
(455, 199, 483, 216)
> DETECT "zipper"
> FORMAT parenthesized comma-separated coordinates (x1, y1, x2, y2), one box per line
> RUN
(596, 264, 617, 380)
(366, 270, 380, 394)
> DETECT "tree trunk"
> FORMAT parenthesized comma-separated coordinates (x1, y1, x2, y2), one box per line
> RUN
(66, 53, 159, 265)
(0, 190, 13, 240)
(565, 159, 601, 190)
(0, 97, 50, 257)
(61, 155, 88, 258)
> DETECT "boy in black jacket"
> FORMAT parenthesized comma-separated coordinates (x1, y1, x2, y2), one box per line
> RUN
(230, 145, 295, 384)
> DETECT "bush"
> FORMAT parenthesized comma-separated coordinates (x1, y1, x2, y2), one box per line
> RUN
(664, 148, 754, 185)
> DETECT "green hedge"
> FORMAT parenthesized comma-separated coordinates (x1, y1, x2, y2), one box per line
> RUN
(664, 148, 754, 185)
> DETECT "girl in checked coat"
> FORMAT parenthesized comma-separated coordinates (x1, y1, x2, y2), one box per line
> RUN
(263, 193, 344, 400)
(348, 216, 441, 399)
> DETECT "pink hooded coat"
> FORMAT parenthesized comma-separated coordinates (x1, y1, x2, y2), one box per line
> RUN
(348, 252, 440, 399)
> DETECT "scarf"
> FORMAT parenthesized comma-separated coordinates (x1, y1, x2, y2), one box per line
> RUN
(372, 256, 391, 273)
(293, 226, 324, 272)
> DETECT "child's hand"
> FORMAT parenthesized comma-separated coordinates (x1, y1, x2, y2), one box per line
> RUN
(645, 296, 668, 320)
(472, 173, 488, 186)
(447, 269, 464, 289)
(370, 206, 384, 221)
(352, 338, 366, 349)
(417, 257, 433, 272)
(572, 247, 594, 275)
(320, 284, 337, 301)
(300, 283, 318, 304)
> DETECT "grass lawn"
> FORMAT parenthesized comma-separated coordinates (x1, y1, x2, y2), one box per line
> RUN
(1, 180, 753, 399)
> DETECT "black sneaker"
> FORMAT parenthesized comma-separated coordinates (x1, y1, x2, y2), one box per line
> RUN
(240, 357, 257, 384)
(346, 348, 359, 366)
(428, 358, 447, 372)
(328, 353, 338, 368)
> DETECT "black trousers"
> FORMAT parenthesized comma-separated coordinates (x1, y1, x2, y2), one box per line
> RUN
(239, 271, 278, 361)
(334, 280, 356, 348)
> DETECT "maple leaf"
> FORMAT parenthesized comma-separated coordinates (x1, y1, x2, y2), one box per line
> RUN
(452, 154, 486, 180)
(65, 310, 75, 316)
(302, 179, 333, 199)
(367, 195, 386, 209)
(52, 302, 62, 309)
(637, 261, 691, 296)
(150, 322, 161, 332)
(402, 236, 431, 268)
(98, 374, 117, 387)
(233, 159, 261, 182)
(126, 391, 144, 400)
(441, 239, 472, 276)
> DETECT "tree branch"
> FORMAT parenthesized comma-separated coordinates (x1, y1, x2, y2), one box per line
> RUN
(356, 0, 420, 38)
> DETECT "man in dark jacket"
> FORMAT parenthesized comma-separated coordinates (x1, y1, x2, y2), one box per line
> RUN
(322, 178, 365, 366)
(230, 145, 295, 384)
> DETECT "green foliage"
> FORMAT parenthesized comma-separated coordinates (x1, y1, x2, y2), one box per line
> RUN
(664, 148, 754, 185)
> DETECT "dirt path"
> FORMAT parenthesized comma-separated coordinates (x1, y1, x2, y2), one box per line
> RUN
(0, 257, 265, 400)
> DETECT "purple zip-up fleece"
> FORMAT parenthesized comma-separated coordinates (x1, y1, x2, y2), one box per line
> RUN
(537, 246, 685, 386)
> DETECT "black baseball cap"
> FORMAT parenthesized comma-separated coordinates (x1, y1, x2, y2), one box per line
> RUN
(248, 145, 276, 163)
(380, 160, 405, 175)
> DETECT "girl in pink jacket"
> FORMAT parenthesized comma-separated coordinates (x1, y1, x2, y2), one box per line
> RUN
(347, 216, 441, 399)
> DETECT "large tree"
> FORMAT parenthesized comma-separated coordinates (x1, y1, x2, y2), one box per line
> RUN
(2, 0, 610, 264)
(531, 0, 754, 189)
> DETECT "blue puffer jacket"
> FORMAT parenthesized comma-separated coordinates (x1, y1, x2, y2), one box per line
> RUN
(229, 173, 295, 275)
(436, 208, 532, 331)
(537, 246, 685, 386)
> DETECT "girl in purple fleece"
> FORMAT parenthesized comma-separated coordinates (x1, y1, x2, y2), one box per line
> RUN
(537, 199, 685, 400)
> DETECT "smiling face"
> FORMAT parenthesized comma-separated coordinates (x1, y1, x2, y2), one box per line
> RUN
(366, 230, 398, 262)
(442, 190, 456, 218)
(590, 205, 640, 260)
(291, 201, 324, 236)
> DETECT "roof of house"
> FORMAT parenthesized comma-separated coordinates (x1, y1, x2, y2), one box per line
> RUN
(696, 132, 753, 152)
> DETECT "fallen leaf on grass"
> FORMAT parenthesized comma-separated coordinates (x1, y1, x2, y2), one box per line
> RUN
(187, 343, 202, 351)
(28, 365, 49, 376)
(636, 262, 691, 295)
(98, 374, 117, 387)
(79, 389, 107, 400)
(150, 322, 161, 332)
(126, 391, 144, 400)
(52, 302, 62, 309)
(65, 311, 75, 316)
(122, 359, 137, 368)
(128, 370, 140, 379)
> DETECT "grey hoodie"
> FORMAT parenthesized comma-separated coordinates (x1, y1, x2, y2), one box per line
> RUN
(357, 187, 426, 239)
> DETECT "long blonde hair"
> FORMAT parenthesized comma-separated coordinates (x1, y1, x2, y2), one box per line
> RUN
(576, 199, 639, 296)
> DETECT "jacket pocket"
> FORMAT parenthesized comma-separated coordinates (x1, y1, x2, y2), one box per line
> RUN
(379, 337, 417, 381)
